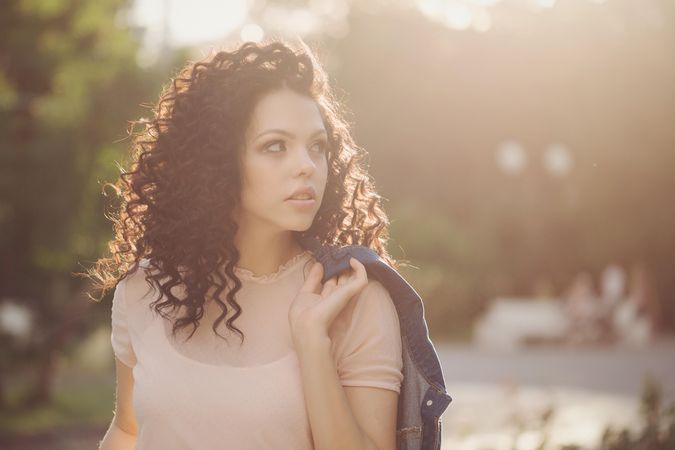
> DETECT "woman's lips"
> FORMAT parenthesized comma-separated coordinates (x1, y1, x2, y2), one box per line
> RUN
(285, 198, 316, 209)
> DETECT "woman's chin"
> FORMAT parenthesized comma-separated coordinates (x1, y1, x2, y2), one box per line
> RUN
(286, 218, 315, 232)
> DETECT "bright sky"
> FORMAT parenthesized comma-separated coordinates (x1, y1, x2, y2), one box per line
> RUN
(130, 0, 249, 47)
(129, 0, 614, 48)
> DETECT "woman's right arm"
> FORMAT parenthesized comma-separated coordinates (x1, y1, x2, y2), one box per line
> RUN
(99, 357, 138, 449)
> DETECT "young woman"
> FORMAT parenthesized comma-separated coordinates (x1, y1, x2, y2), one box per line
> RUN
(94, 39, 404, 450)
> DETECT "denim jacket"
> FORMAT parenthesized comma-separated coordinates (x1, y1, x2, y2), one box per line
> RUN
(297, 236, 453, 450)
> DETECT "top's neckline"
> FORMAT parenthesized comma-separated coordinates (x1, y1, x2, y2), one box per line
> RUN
(232, 250, 313, 284)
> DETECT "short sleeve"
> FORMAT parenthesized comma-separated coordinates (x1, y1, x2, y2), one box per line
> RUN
(110, 277, 138, 368)
(333, 279, 404, 393)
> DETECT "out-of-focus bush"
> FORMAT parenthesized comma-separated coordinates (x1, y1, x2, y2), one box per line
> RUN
(389, 200, 492, 340)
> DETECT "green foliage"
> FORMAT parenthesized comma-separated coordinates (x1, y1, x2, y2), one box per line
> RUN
(0, 364, 114, 433)
(0, 0, 149, 276)
(599, 375, 675, 450)
(388, 200, 489, 340)
(0, 0, 169, 407)
(494, 375, 675, 450)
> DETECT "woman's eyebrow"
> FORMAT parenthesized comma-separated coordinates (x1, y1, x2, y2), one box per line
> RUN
(254, 128, 327, 141)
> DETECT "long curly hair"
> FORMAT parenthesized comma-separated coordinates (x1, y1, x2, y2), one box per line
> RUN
(82, 38, 400, 346)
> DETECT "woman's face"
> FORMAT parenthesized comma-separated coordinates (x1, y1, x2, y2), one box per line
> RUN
(235, 88, 329, 234)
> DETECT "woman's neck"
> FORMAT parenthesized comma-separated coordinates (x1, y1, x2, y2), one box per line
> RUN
(233, 236, 305, 278)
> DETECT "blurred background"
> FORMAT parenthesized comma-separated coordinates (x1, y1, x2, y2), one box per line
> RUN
(1, 0, 674, 449)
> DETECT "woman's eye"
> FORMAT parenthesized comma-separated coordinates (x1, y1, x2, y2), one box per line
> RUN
(263, 139, 328, 155)
(263, 140, 286, 153)
(311, 140, 328, 154)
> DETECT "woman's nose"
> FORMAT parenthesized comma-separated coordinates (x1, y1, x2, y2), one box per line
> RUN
(293, 146, 317, 175)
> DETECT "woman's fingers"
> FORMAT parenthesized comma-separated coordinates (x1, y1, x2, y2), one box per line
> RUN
(330, 258, 368, 300)
(337, 270, 349, 286)
(300, 262, 324, 295)
(344, 257, 368, 292)
(321, 276, 338, 297)
(306, 258, 367, 300)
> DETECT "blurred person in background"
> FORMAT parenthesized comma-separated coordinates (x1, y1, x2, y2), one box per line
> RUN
(564, 272, 602, 345)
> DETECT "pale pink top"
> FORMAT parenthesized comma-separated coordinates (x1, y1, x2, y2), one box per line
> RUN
(110, 249, 403, 450)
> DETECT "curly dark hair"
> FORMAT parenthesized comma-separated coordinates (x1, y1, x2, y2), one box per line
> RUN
(81, 38, 400, 346)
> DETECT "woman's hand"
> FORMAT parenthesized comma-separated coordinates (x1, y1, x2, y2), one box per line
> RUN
(289, 257, 368, 349)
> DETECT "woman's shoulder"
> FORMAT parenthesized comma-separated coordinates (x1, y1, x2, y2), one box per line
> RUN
(120, 257, 164, 306)
(330, 276, 398, 336)
(354, 278, 397, 318)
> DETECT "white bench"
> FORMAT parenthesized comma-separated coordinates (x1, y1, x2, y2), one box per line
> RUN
(473, 297, 572, 349)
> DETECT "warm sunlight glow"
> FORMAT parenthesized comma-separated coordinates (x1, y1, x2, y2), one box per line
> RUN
(471, 7, 493, 32)
(417, 0, 500, 32)
(443, 2, 473, 30)
(537, 0, 557, 9)
(496, 140, 528, 175)
(240, 23, 265, 42)
(131, 0, 248, 46)
(416, 0, 612, 32)
(543, 143, 573, 177)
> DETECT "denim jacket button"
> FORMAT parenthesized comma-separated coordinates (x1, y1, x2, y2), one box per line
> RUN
(426, 399, 433, 406)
